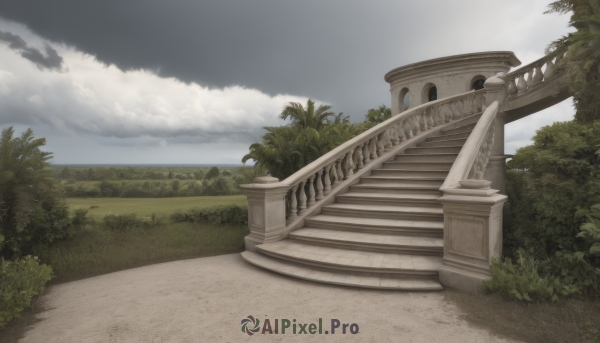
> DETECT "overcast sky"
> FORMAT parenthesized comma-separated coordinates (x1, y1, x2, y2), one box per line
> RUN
(0, 0, 574, 164)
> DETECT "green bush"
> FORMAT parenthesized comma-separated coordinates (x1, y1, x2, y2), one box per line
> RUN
(102, 214, 165, 231)
(504, 120, 600, 296)
(0, 256, 53, 329)
(170, 205, 247, 225)
(484, 251, 579, 302)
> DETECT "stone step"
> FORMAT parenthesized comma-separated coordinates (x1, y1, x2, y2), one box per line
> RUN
(371, 169, 449, 178)
(305, 214, 443, 236)
(394, 153, 458, 163)
(321, 203, 444, 221)
(359, 175, 445, 187)
(349, 183, 442, 196)
(417, 138, 467, 148)
(336, 192, 442, 208)
(290, 228, 443, 255)
(441, 125, 475, 135)
(425, 131, 471, 142)
(256, 240, 442, 276)
(241, 251, 443, 291)
(381, 161, 453, 170)
(405, 146, 463, 154)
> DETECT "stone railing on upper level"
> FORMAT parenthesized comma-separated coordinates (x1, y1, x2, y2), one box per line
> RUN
(506, 52, 565, 98)
(240, 89, 486, 251)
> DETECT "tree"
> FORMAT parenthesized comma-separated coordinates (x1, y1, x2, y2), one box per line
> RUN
(365, 105, 392, 124)
(60, 166, 72, 179)
(0, 127, 76, 258)
(279, 99, 336, 131)
(168, 171, 174, 179)
(242, 99, 369, 180)
(205, 166, 220, 180)
(193, 170, 204, 180)
(546, 0, 600, 122)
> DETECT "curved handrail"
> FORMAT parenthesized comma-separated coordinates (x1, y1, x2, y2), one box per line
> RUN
(440, 101, 498, 191)
(242, 88, 486, 222)
(505, 52, 565, 98)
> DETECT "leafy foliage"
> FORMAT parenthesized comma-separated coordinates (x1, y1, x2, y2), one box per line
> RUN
(504, 120, 600, 296)
(546, 0, 600, 122)
(484, 252, 579, 302)
(170, 205, 248, 226)
(0, 127, 80, 258)
(0, 256, 53, 329)
(242, 99, 372, 180)
(365, 105, 392, 124)
(205, 166, 220, 180)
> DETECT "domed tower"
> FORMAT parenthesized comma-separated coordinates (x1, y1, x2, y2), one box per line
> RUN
(385, 51, 521, 115)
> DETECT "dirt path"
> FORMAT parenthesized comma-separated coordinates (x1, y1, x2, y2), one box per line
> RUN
(12, 254, 518, 342)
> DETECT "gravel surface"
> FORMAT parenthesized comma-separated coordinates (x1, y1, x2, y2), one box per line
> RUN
(15, 253, 518, 342)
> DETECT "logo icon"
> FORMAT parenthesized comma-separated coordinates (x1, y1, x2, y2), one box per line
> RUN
(241, 315, 261, 336)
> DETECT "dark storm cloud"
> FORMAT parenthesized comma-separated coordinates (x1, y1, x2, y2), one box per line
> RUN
(0, 31, 63, 70)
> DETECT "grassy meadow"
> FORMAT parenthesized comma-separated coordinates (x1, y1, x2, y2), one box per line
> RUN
(66, 195, 247, 220)
(36, 176, 251, 282)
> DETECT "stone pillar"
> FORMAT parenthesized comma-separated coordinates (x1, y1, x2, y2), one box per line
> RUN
(438, 180, 508, 293)
(239, 176, 288, 252)
(482, 73, 509, 194)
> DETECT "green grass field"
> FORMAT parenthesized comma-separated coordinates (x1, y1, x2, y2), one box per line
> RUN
(65, 195, 247, 219)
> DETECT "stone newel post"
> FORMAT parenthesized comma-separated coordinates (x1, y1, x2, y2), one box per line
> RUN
(482, 73, 510, 195)
(438, 180, 508, 293)
(239, 176, 288, 252)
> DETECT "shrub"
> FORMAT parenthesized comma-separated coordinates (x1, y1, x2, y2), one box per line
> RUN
(101, 214, 165, 231)
(170, 205, 247, 225)
(505, 120, 600, 296)
(0, 256, 53, 329)
(205, 166, 220, 180)
(484, 251, 579, 302)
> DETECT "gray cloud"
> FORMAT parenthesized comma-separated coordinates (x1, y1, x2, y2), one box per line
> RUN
(0, 31, 63, 70)
(0, 0, 572, 121)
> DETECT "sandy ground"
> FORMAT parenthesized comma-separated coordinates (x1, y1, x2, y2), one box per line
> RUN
(12, 254, 518, 343)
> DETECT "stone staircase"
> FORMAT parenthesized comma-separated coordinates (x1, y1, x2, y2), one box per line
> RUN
(242, 121, 477, 290)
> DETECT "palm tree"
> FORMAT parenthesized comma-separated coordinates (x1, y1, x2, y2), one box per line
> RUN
(546, 0, 600, 122)
(365, 105, 392, 124)
(279, 100, 336, 131)
(0, 127, 56, 256)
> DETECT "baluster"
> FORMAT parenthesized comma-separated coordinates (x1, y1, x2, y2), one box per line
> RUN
(331, 160, 340, 187)
(526, 70, 534, 89)
(531, 65, 544, 86)
(377, 132, 385, 155)
(315, 168, 324, 201)
(427, 108, 435, 127)
(455, 99, 464, 119)
(362, 141, 371, 164)
(370, 137, 378, 159)
(390, 126, 399, 146)
(404, 119, 413, 138)
(544, 59, 555, 79)
(397, 121, 407, 141)
(336, 156, 345, 182)
(323, 164, 332, 195)
(420, 110, 428, 131)
(287, 185, 299, 220)
(356, 143, 365, 169)
(466, 96, 474, 115)
(344, 149, 354, 179)
(413, 114, 421, 134)
(384, 129, 393, 151)
(448, 102, 456, 122)
(507, 78, 518, 96)
(307, 174, 316, 207)
(435, 106, 444, 125)
(516, 74, 527, 93)
(297, 180, 307, 215)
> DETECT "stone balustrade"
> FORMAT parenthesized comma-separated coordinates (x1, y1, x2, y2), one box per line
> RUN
(437, 73, 509, 293)
(240, 89, 486, 251)
(506, 53, 565, 98)
(282, 90, 486, 224)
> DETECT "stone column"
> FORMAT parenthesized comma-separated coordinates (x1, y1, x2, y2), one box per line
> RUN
(239, 176, 289, 252)
(482, 73, 509, 194)
(438, 180, 508, 293)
